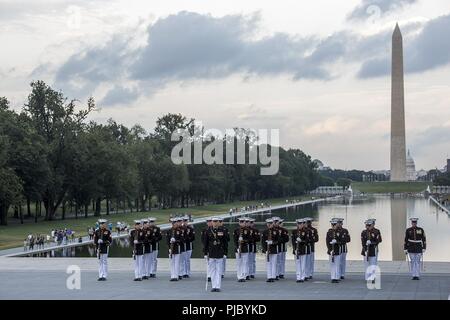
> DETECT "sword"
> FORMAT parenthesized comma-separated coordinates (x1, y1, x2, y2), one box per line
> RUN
(406, 252, 411, 272)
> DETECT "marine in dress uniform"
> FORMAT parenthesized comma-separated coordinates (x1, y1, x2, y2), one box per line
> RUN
(234, 218, 251, 282)
(404, 217, 426, 280)
(142, 219, 152, 279)
(292, 219, 310, 282)
(181, 216, 195, 278)
(167, 217, 185, 281)
(202, 218, 213, 281)
(130, 220, 146, 281)
(262, 218, 280, 282)
(248, 218, 260, 279)
(361, 219, 382, 282)
(305, 217, 318, 279)
(203, 217, 228, 292)
(148, 217, 161, 278)
(326, 219, 342, 283)
(94, 219, 112, 281)
(218, 217, 230, 278)
(276, 219, 289, 279)
(336, 218, 351, 280)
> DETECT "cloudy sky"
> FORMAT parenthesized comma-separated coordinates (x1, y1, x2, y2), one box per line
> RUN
(1, 0, 450, 171)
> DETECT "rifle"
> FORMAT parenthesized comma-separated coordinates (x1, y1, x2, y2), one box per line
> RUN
(169, 228, 175, 259)
(366, 230, 370, 262)
(132, 229, 137, 260)
(237, 227, 243, 259)
(295, 229, 300, 260)
(267, 227, 272, 262)
(330, 230, 335, 263)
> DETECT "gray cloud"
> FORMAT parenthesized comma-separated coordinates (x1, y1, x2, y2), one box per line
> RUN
(410, 125, 450, 154)
(347, 0, 417, 21)
(99, 85, 139, 107)
(358, 14, 450, 78)
(45, 10, 450, 106)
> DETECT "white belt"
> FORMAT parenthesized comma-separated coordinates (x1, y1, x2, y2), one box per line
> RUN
(408, 240, 422, 243)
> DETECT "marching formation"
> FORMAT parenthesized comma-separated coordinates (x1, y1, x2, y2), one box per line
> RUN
(93, 215, 427, 291)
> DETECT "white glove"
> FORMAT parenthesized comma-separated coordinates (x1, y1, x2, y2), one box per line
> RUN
(238, 237, 243, 242)
(296, 237, 301, 242)
(133, 240, 138, 244)
(330, 239, 337, 245)
(204, 255, 208, 259)
(170, 237, 176, 243)
(266, 240, 273, 245)
(223, 255, 227, 259)
(404, 250, 408, 254)
(98, 239, 103, 244)
(422, 249, 426, 254)
(366, 240, 371, 245)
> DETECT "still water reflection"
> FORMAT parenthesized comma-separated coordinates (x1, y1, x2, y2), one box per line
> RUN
(32, 196, 450, 262)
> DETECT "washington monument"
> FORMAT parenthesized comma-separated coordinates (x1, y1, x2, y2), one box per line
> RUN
(390, 23, 407, 182)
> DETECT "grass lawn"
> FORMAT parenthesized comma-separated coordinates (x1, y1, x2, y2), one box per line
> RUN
(352, 181, 431, 194)
(0, 195, 312, 250)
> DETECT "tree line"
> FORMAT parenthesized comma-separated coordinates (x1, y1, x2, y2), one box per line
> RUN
(0, 81, 321, 225)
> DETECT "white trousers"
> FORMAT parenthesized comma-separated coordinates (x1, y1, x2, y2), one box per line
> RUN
(306, 252, 315, 277)
(208, 258, 223, 289)
(150, 250, 158, 275)
(340, 252, 347, 278)
(222, 256, 226, 276)
(134, 255, 144, 279)
(98, 254, 108, 278)
(364, 256, 378, 280)
(267, 254, 278, 279)
(295, 255, 307, 280)
(236, 252, 249, 280)
(182, 250, 192, 276)
(329, 254, 341, 280)
(409, 253, 422, 277)
(143, 253, 152, 277)
(170, 254, 181, 279)
(248, 252, 256, 276)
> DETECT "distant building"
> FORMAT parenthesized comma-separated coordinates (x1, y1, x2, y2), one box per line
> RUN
(362, 171, 389, 182)
(406, 150, 416, 181)
(416, 169, 428, 179)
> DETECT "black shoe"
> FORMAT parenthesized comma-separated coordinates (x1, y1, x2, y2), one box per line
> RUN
(215, 289, 221, 292)
(101, 277, 107, 281)
(150, 274, 155, 278)
(340, 276, 345, 280)
(134, 278, 141, 281)
(304, 278, 308, 281)
(331, 279, 339, 283)
(413, 277, 420, 280)
(266, 279, 271, 282)
(211, 288, 217, 292)
(142, 276, 148, 280)
(208, 277, 211, 282)
(238, 279, 246, 282)
(250, 275, 255, 279)
(97, 278, 103, 281)
(371, 280, 376, 284)
(178, 276, 182, 280)
(246, 276, 250, 280)
(170, 278, 178, 282)
(221, 275, 224, 279)
(279, 275, 284, 279)
(183, 275, 189, 278)
(298, 279, 304, 283)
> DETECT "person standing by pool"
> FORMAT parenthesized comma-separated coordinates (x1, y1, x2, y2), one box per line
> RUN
(326, 219, 342, 283)
(305, 217, 318, 279)
(234, 218, 250, 282)
(336, 218, 351, 280)
(218, 217, 230, 278)
(94, 219, 112, 281)
(148, 217, 161, 278)
(404, 217, 426, 280)
(361, 219, 382, 283)
(292, 219, 309, 282)
(130, 220, 145, 281)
